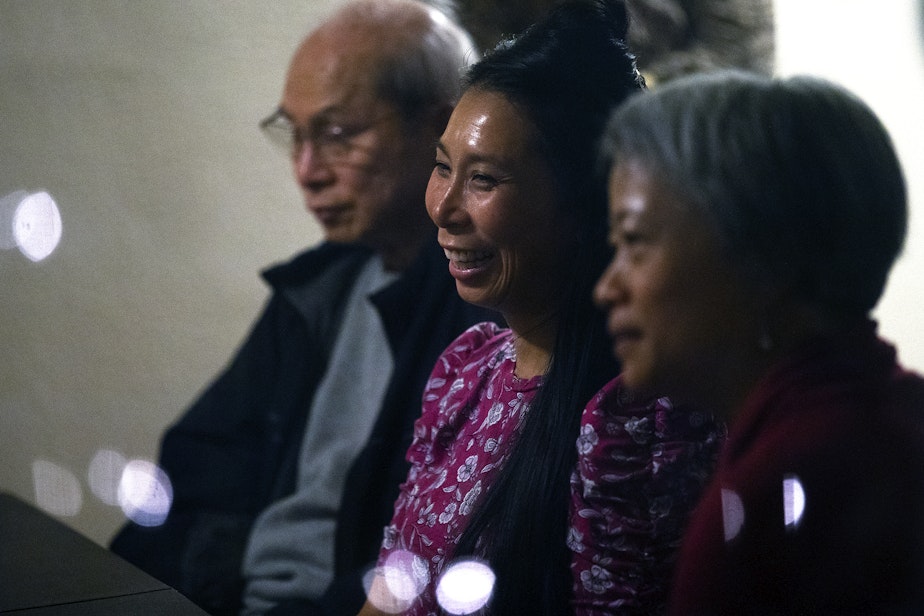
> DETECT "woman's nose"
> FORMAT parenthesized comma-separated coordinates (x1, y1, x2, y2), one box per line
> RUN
(426, 175, 467, 230)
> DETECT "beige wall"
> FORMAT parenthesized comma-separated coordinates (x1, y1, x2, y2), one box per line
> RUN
(1, 0, 923, 547)
(774, 0, 924, 372)
(0, 1, 335, 544)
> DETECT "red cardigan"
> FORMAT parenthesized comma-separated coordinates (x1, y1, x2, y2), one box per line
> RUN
(669, 320, 924, 614)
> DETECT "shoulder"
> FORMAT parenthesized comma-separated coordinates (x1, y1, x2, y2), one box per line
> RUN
(260, 243, 374, 324)
(579, 377, 663, 445)
(430, 322, 511, 378)
(577, 376, 723, 487)
(261, 242, 372, 290)
(583, 377, 719, 444)
(448, 321, 510, 353)
(421, 322, 514, 415)
(577, 377, 658, 460)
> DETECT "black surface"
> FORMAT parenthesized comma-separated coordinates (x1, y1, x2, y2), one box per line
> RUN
(0, 492, 207, 614)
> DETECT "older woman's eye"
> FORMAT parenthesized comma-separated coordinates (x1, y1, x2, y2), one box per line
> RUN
(612, 228, 642, 250)
(620, 231, 643, 244)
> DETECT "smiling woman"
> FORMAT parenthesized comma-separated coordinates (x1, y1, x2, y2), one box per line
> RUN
(426, 88, 569, 360)
(357, 2, 723, 615)
(2, 4, 923, 603)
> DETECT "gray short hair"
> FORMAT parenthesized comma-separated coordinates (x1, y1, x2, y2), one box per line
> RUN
(602, 70, 907, 315)
(350, 0, 478, 120)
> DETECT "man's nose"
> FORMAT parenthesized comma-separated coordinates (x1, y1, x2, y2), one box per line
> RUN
(293, 142, 334, 188)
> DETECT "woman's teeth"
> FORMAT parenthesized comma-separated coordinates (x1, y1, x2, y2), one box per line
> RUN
(444, 248, 492, 269)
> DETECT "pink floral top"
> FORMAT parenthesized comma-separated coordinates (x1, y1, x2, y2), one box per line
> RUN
(570, 381, 722, 614)
(377, 323, 722, 615)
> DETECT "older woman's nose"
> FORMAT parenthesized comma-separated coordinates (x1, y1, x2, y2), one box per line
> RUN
(593, 258, 624, 309)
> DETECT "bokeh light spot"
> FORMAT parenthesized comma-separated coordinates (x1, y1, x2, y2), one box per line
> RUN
(783, 474, 806, 529)
(436, 559, 495, 615)
(0, 190, 28, 250)
(14, 190, 63, 262)
(117, 459, 173, 527)
(721, 488, 745, 542)
(383, 549, 429, 601)
(88, 449, 128, 506)
(364, 550, 429, 613)
(32, 459, 83, 517)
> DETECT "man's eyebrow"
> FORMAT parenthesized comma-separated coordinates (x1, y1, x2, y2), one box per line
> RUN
(274, 106, 295, 121)
(277, 105, 349, 125)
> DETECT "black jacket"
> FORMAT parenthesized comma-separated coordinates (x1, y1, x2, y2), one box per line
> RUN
(110, 238, 499, 615)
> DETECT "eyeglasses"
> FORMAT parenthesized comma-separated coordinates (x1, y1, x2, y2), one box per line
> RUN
(258, 108, 395, 164)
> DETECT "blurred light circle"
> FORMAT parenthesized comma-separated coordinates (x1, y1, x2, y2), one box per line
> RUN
(32, 459, 83, 517)
(783, 475, 806, 529)
(721, 488, 745, 542)
(436, 559, 495, 615)
(365, 550, 428, 613)
(0, 190, 28, 250)
(88, 449, 127, 506)
(14, 190, 62, 262)
(117, 459, 173, 527)
(383, 549, 429, 602)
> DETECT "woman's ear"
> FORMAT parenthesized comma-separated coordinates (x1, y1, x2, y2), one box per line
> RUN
(733, 256, 787, 353)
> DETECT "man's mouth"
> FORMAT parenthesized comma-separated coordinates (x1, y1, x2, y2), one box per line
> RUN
(309, 204, 349, 225)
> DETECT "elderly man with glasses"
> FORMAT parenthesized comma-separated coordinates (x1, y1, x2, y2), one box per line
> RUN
(110, 2, 496, 615)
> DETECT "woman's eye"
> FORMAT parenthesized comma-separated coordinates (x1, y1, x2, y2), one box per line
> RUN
(433, 160, 451, 177)
(471, 173, 498, 189)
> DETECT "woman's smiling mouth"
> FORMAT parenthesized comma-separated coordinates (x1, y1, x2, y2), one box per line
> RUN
(443, 248, 494, 271)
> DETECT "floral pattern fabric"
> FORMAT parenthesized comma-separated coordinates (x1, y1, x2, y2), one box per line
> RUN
(570, 380, 723, 615)
(377, 322, 722, 615)
(378, 323, 536, 615)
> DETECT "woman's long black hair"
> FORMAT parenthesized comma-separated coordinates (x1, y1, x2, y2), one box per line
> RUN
(451, 2, 644, 613)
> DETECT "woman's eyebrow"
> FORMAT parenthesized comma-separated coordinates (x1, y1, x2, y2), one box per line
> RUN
(435, 141, 519, 171)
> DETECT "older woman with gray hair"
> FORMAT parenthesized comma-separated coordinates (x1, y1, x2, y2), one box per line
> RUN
(594, 70, 924, 613)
